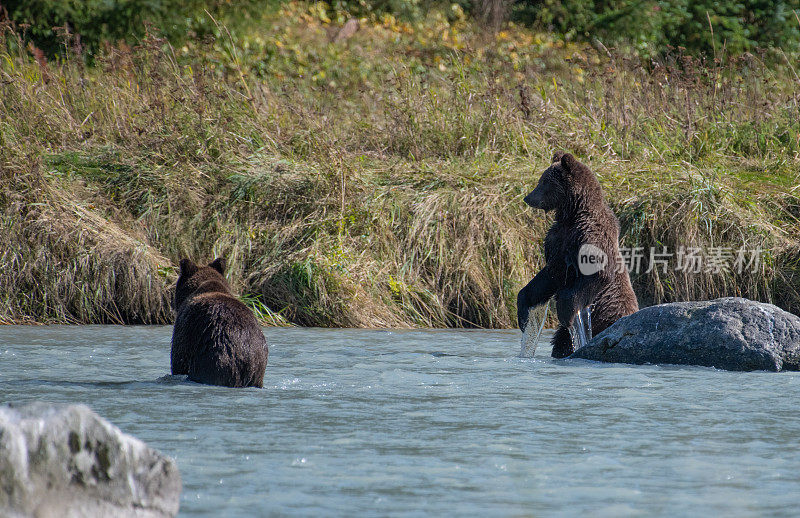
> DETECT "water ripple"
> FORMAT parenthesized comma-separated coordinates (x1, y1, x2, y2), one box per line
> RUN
(0, 325, 798, 517)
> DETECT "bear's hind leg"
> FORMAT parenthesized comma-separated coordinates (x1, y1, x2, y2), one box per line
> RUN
(551, 326, 575, 358)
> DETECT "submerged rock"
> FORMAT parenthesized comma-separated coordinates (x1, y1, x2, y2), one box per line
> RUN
(0, 402, 181, 518)
(571, 297, 800, 371)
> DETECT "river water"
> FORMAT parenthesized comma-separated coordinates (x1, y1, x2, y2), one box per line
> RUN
(1, 326, 798, 517)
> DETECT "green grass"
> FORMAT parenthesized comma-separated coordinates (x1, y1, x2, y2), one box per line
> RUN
(1, 3, 799, 326)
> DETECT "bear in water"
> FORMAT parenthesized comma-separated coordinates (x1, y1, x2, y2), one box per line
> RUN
(171, 257, 268, 387)
(517, 152, 639, 358)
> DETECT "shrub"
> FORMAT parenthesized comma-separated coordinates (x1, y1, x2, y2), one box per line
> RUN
(510, 0, 800, 56)
(1, 0, 269, 58)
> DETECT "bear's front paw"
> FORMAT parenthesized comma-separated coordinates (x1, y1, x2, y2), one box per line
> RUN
(550, 326, 575, 358)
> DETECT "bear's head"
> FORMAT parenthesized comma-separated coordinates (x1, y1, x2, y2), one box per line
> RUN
(524, 152, 601, 213)
(173, 257, 230, 309)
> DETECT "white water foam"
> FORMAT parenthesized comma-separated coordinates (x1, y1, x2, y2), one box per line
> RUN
(519, 304, 549, 358)
(571, 306, 593, 350)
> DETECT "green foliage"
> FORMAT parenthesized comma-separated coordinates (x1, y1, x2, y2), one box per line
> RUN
(239, 293, 294, 326)
(5, 0, 175, 56)
(2, 0, 272, 58)
(4, 0, 799, 58)
(511, 0, 800, 55)
(330, 0, 425, 20)
(655, 0, 800, 55)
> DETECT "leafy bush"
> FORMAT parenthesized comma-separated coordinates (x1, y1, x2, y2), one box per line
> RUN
(510, 0, 800, 55)
(329, 0, 425, 20)
(656, 0, 800, 55)
(5, 0, 796, 58)
(326, 0, 800, 56)
(1, 0, 270, 58)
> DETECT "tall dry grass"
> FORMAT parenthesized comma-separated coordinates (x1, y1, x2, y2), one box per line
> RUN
(1, 4, 799, 326)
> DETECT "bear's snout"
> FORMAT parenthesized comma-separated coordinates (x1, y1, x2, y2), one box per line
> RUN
(524, 190, 544, 209)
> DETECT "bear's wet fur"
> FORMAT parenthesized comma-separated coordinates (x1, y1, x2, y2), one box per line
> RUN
(518, 152, 639, 358)
(171, 257, 268, 388)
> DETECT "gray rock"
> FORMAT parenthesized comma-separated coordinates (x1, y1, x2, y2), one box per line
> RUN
(571, 297, 800, 371)
(0, 403, 181, 518)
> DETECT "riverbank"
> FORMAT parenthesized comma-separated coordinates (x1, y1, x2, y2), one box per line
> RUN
(2, 2, 799, 326)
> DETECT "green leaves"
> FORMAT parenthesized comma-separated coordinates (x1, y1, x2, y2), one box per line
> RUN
(509, 0, 800, 56)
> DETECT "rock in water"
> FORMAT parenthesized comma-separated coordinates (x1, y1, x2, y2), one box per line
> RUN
(571, 297, 800, 372)
(0, 403, 181, 518)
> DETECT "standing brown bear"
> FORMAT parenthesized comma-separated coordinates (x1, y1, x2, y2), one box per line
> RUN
(171, 257, 268, 388)
(517, 152, 638, 358)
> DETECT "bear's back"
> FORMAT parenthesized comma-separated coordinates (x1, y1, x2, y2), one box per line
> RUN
(172, 289, 268, 388)
(546, 199, 621, 269)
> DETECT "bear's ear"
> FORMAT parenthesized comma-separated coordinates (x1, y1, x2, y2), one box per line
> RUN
(552, 151, 566, 163)
(179, 259, 198, 278)
(209, 257, 226, 275)
(559, 153, 577, 172)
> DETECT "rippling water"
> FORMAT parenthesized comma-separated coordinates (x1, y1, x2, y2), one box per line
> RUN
(1, 326, 799, 517)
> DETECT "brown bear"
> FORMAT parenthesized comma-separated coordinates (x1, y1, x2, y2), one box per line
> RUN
(517, 152, 638, 358)
(171, 257, 268, 388)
